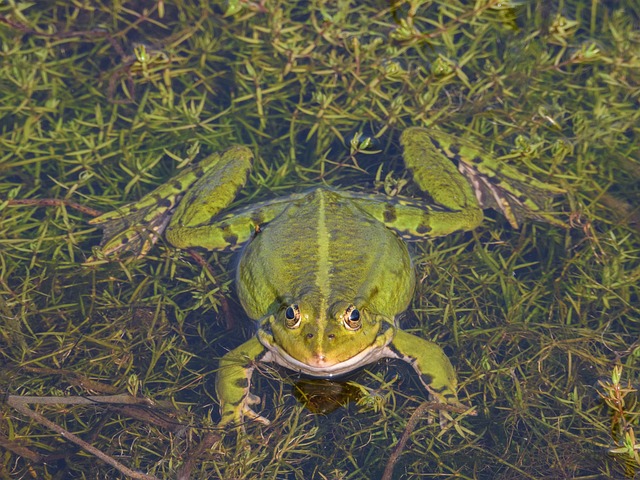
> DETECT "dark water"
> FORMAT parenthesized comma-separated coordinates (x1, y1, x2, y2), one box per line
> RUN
(0, 1, 638, 478)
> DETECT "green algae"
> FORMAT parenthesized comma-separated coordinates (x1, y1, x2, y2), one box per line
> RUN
(0, 1, 638, 478)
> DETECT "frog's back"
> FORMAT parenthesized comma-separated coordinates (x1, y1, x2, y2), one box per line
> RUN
(237, 188, 415, 319)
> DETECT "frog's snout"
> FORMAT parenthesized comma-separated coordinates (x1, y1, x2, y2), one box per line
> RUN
(310, 353, 328, 367)
(305, 332, 343, 368)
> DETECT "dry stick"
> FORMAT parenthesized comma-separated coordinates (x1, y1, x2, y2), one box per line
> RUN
(7, 397, 160, 480)
(7, 198, 102, 217)
(7, 394, 153, 406)
(175, 432, 220, 480)
(381, 401, 464, 480)
(7, 394, 186, 437)
(0, 431, 42, 462)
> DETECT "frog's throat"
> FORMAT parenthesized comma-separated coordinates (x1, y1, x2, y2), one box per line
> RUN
(257, 326, 396, 378)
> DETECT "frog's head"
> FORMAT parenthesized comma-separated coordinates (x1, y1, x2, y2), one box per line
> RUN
(258, 299, 395, 377)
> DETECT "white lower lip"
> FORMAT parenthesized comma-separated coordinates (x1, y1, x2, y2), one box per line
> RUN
(263, 344, 390, 378)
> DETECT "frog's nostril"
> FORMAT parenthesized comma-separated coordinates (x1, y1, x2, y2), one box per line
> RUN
(306, 333, 314, 339)
(327, 334, 335, 340)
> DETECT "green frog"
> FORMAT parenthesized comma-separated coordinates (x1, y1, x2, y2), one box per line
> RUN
(90, 127, 563, 425)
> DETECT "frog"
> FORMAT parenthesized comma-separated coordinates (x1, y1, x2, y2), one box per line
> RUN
(89, 127, 564, 425)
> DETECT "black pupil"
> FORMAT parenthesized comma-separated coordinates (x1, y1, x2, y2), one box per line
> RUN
(349, 309, 360, 321)
(286, 306, 295, 320)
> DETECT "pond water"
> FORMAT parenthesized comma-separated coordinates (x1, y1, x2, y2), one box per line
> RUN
(0, 1, 638, 479)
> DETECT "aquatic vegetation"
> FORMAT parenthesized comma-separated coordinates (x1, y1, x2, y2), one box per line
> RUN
(0, 1, 638, 478)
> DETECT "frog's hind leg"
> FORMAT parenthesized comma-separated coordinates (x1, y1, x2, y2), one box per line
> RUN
(347, 127, 484, 239)
(90, 146, 253, 257)
(398, 127, 484, 235)
(406, 127, 566, 228)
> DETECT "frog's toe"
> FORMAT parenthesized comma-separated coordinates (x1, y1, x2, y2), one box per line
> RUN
(425, 390, 471, 427)
(246, 392, 261, 406)
(241, 405, 271, 426)
(89, 211, 172, 259)
(242, 393, 270, 424)
(426, 392, 454, 427)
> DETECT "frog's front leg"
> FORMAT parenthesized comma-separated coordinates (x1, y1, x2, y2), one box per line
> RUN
(216, 336, 272, 426)
(386, 329, 459, 406)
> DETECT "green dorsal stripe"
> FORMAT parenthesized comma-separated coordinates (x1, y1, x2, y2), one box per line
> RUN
(315, 193, 329, 343)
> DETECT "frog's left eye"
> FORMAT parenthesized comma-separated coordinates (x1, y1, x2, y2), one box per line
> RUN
(285, 304, 301, 328)
(343, 305, 361, 331)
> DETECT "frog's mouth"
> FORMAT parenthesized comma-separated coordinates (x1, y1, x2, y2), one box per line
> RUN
(258, 328, 395, 378)
(268, 344, 391, 377)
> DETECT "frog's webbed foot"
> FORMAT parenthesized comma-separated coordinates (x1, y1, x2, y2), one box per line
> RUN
(88, 158, 201, 258)
(403, 128, 565, 228)
(422, 381, 469, 428)
(89, 201, 175, 258)
(457, 161, 566, 229)
(401, 127, 565, 229)
(89, 146, 253, 259)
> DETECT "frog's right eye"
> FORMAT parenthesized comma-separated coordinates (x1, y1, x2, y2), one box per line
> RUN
(343, 305, 362, 331)
(284, 304, 301, 328)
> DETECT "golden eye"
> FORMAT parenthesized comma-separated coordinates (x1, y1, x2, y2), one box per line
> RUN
(343, 305, 361, 331)
(284, 304, 301, 328)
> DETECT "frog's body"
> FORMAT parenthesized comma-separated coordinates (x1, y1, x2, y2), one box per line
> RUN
(238, 188, 415, 373)
(90, 128, 563, 425)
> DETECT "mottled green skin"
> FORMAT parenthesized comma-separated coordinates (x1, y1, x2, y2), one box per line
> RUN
(238, 188, 416, 369)
(91, 127, 563, 426)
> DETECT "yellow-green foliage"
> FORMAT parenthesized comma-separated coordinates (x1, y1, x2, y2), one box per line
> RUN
(0, 1, 638, 478)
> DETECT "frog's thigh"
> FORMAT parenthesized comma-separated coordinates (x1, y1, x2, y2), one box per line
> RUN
(388, 329, 458, 403)
(170, 146, 253, 229)
(166, 198, 291, 250)
(401, 127, 482, 216)
(355, 197, 480, 238)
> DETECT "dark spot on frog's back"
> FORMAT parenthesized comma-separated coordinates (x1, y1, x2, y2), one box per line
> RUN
(221, 224, 238, 247)
(368, 285, 380, 301)
(420, 373, 434, 386)
(158, 198, 172, 208)
(233, 378, 249, 389)
(251, 212, 264, 226)
(223, 232, 238, 247)
(194, 165, 206, 178)
(472, 156, 483, 164)
(383, 204, 397, 223)
(449, 148, 462, 163)
(152, 193, 172, 209)
(416, 224, 431, 234)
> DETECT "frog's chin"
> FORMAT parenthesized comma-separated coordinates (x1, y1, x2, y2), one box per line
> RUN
(262, 343, 392, 378)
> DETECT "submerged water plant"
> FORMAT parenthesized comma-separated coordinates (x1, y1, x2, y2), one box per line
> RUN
(0, 1, 638, 478)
